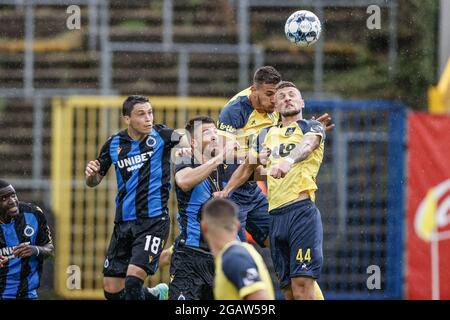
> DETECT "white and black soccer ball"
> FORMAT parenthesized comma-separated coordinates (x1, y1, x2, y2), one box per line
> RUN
(284, 10, 322, 47)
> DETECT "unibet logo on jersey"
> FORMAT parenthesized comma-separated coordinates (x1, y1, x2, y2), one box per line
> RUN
(117, 151, 154, 172)
(1, 246, 15, 259)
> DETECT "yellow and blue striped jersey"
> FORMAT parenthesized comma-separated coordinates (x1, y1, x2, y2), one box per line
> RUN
(214, 241, 274, 300)
(255, 119, 325, 211)
(218, 88, 279, 156)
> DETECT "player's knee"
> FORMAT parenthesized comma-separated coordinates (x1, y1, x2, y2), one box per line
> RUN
(103, 277, 125, 293)
(104, 289, 125, 300)
(291, 277, 315, 300)
(159, 248, 172, 267)
(124, 275, 145, 300)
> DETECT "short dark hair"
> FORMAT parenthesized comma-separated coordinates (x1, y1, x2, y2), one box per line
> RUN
(122, 95, 149, 117)
(202, 198, 238, 231)
(253, 66, 282, 86)
(0, 179, 12, 189)
(185, 116, 215, 137)
(276, 80, 298, 91)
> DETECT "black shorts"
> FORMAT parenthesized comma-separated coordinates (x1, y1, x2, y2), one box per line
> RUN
(103, 215, 170, 277)
(168, 246, 215, 300)
(269, 199, 323, 289)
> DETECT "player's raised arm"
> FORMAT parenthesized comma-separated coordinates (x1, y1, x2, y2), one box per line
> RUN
(270, 121, 325, 179)
(286, 134, 322, 165)
(213, 157, 256, 199)
(85, 136, 113, 188)
(175, 141, 236, 192)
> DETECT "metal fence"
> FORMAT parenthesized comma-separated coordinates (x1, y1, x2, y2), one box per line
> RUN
(51, 96, 406, 299)
(306, 100, 406, 299)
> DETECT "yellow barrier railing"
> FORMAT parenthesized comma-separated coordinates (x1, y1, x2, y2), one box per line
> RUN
(429, 58, 450, 114)
(51, 96, 226, 299)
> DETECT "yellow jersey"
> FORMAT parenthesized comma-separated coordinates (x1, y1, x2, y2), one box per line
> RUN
(255, 119, 325, 211)
(214, 241, 274, 300)
(217, 87, 279, 156)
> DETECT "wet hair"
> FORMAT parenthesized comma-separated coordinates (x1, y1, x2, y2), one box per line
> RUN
(122, 95, 150, 117)
(0, 179, 11, 189)
(253, 66, 282, 87)
(202, 198, 239, 231)
(185, 116, 215, 137)
(276, 80, 299, 91)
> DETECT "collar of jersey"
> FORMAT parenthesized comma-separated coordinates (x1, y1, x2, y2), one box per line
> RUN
(220, 240, 242, 257)
(120, 129, 151, 142)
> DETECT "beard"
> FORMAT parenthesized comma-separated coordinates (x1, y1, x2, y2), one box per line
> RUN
(281, 108, 301, 117)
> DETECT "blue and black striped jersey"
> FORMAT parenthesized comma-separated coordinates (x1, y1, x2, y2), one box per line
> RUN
(174, 157, 226, 252)
(0, 202, 52, 300)
(97, 124, 182, 223)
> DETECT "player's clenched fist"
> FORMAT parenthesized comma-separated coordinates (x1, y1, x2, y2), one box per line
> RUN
(213, 191, 229, 199)
(85, 160, 104, 187)
(259, 146, 271, 165)
(85, 160, 100, 177)
(270, 160, 292, 179)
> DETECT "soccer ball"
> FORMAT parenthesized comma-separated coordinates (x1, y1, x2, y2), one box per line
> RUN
(284, 10, 322, 47)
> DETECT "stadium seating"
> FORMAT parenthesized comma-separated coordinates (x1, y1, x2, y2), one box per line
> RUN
(0, 1, 390, 202)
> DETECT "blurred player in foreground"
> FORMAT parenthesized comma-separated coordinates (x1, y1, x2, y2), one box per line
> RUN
(201, 198, 274, 300)
(216, 81, 326, 300)
(85, 95, 184, 300)
(0, 180, 54, 299)
(169, 116, 236, 300)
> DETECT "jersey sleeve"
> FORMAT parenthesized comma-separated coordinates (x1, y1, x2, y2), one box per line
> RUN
(174, 156, 194, 174)
(217, 105, 245, 138)
(222, 245, 267, 299)
(297, 119, 326, 143)
(97, 137, 113, 176)
(157, 124, 184, 147)
(34, 206, 53, 246)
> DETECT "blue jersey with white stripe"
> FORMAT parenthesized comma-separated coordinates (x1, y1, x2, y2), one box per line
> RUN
(0, 202, 52, 299)
(98, 125, 181, 223)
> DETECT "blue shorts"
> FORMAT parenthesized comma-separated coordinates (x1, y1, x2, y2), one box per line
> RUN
(230, 182, 272, 247)
(269, 199, 323, 289)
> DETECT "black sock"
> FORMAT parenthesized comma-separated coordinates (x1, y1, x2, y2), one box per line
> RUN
(103, 286, 155, 300)
(104, 289, 125, 300)
(124, 276, 145, 300)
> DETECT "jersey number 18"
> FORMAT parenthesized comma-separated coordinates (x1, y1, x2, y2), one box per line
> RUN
(144, 235, 161, 254)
